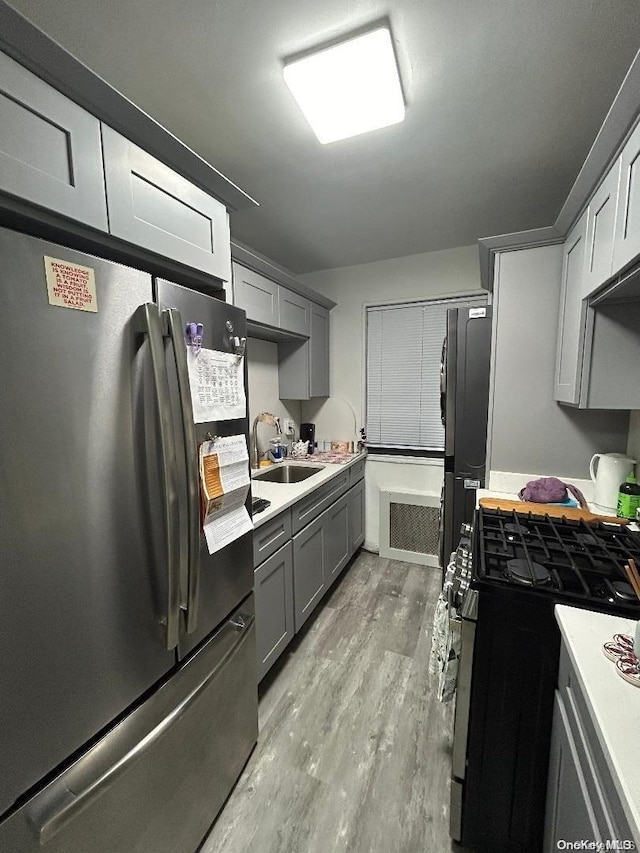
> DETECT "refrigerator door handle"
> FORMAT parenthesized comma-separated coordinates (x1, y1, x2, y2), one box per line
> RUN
(29, 612, 255, 846)
(163, 308, 201, 635)
(136, 303, 181, 651)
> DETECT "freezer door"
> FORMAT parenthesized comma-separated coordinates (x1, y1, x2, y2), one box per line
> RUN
(451, 307, 492, 479)
(155, 280, 253, 656)
(441, 473, 477, 573)
(0, 228, 178, 816)
(0, 597, 257, 853)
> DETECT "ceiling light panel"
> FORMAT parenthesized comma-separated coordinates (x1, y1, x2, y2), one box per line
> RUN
(283, 27, 405, 144)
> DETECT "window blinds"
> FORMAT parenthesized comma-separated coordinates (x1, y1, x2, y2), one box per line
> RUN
(366, 296, 486, 451)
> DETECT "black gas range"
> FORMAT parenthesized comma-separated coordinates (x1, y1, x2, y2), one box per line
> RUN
(476, 508, 640, 612)
(450, 507, 640, 853)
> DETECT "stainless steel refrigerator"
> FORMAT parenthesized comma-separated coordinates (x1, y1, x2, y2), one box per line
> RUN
(438, 305, 492, 575)
(0, 226, 257, 852)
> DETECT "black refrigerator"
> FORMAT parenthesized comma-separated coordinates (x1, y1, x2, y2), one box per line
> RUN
(438, 305, 493, 575)
(0, 226, 257, 852)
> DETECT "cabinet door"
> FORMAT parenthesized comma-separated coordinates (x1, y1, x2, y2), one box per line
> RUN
(279, 287, 310, 336)
(544, 692, 601, 852)
(102, 126, 230, 279)
(310, 303, 330, 397)
(292, 514, 326, 631)
(553, 213, 588, 405)
(0, 52, 107, 230)
(325, 493, 350, 581)
(254, 542, 294, 681)
(583, 159, 621, 294)
(232, 263, 279, 326)
(613, 120, 640, 274)
(348, 479, 365, 554)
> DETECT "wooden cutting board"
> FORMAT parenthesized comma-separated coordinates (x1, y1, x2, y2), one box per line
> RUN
(478, 497, 628, 525)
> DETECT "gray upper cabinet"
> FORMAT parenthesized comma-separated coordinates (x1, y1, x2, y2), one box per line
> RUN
(583, 158, 621, 294)
(310, 304, 330, 397)
(0, 51, 108, 231)
(278, 303, 330, 400)
(613, 120, 640, 274)
(279, 287, 310, 336)
(553, 212, 588, 405)
(102, 126, 231, 280)
(233, 262, 279, 326)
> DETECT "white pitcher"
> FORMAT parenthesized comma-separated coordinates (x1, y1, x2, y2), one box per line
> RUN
(589, 453, 636, 512)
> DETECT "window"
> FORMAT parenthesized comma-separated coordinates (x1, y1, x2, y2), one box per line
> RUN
(365, 295, 487, 453)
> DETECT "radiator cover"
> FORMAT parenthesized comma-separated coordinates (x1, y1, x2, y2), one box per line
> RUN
(379, 489, 440, 566)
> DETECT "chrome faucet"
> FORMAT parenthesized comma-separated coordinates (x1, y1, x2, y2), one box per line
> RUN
(251, 412, 281, 469)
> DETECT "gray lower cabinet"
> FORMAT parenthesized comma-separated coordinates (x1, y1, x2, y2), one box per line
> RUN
(348, 479, 365, 552)
(544, 644, 633, 851)
(0, 51, 108, 231)
(254, 542, 294, 681)
(254, 469, 366, 677)
(325, 493, 350, 581)
(544, 692, 601, 850)
(102, 126, 231, 280)
(292, 512, 327, 632)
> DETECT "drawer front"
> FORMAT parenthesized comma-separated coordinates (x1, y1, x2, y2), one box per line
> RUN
(253, 509, 292, 568)
(291, 470, 350, 534)
(0, 52, 108, 231)
(279, 287, 310, 336)
(102, 126, 230, 280)
(233, 263, 279, 327)
(0, 599, 257, 853)
(349, 458, 366, 486)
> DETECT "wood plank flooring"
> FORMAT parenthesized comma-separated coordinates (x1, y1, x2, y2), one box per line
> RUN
(202, 551, 464, 853)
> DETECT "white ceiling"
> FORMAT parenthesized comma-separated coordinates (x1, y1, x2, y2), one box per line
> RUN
(7, 0, 640, 273)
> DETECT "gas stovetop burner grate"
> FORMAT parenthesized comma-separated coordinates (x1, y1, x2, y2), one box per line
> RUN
(476, 507, 640, 613)
(506, 558, 551, 586)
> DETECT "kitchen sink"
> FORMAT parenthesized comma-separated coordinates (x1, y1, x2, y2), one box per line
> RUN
(253, 464, 324, 484)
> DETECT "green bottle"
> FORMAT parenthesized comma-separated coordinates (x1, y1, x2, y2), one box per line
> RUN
(617, 472, 640, 519)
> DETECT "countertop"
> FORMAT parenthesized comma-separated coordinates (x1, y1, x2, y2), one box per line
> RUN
(250, 452, 366, 529)
(555, 604, 640, 843)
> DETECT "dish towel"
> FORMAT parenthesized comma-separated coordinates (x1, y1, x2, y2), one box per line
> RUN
(518, 476, 588, 508)
(429, 562, 462, 702)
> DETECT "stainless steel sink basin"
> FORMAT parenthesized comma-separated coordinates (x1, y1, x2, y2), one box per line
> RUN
(253, 464, 324, 484)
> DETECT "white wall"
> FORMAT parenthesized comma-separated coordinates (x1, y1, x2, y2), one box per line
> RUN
(488, 246, 629, 482)
(300, 244, 482, 549)
(246, 337, 301, 460)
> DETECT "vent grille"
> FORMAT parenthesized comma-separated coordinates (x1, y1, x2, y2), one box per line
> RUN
(379, 490, 440, 567)
(389, 502, 440, 554)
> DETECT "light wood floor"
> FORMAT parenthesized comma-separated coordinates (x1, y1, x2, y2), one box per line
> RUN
(202, 551, 463, 853)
